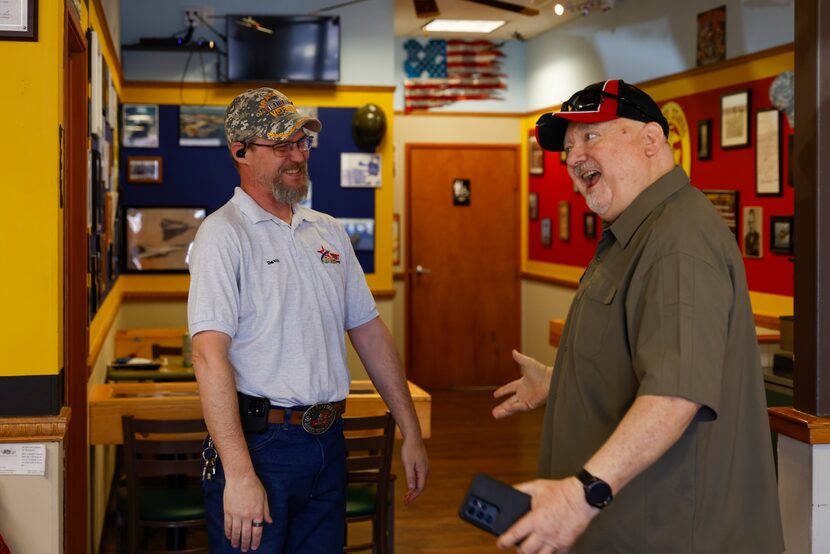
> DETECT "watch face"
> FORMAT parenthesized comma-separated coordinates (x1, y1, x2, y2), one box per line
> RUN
(586, 480, 613, 508)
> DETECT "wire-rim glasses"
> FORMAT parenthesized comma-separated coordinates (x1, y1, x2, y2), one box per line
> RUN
(248, 135, 313, 156)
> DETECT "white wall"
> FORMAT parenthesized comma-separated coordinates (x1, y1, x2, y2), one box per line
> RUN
(525, 0, 794, 111)
(120, 0, 394, 85)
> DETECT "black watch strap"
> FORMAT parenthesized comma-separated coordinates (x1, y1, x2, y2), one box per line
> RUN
(576, 468, 613, 509)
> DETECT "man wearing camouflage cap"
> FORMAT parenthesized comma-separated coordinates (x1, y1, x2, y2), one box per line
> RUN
(188, 88, 428, 553)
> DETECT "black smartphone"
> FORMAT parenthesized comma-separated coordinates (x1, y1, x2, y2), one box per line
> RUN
(458, 473, 531, 536)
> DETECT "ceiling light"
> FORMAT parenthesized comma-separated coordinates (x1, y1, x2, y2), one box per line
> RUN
(422, 19, 506, 33)
(554, 3, 565, 15)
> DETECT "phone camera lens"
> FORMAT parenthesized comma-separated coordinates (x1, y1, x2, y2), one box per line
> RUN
(476, 510, 484, 520)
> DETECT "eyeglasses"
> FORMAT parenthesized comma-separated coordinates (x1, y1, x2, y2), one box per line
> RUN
(562, 89, 652, 120)
(248, 135, 313, 156)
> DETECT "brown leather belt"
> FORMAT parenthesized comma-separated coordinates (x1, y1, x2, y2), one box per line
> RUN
(266, 400, 346, 435)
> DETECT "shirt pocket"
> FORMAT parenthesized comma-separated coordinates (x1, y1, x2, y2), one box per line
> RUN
(572, 277, 617, 359)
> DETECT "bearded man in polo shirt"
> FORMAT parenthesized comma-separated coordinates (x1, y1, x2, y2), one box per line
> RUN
(492, 80, 783, 553)
(188, 88, 428, 553)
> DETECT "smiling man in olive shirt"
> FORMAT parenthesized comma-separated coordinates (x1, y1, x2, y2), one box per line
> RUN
(493, 80, 783, 553)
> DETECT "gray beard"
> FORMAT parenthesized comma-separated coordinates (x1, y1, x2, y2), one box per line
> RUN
(271, 171, 309, 205)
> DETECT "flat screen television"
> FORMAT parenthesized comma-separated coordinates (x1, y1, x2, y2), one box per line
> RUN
(226, 15, 340, 83)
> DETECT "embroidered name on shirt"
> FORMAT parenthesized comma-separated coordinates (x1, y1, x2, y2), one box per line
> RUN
(266, 258, 280, 265)
(317, 246, 341, 264)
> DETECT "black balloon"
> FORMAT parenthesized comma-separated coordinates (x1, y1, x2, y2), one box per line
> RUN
(352, 104, 387, 149)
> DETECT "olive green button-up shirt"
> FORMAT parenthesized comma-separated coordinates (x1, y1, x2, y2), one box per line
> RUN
(539, 167, 783, 553)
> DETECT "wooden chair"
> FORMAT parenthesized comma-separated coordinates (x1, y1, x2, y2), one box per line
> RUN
(343, 412, 396, 554)
(120, 416, 208, 554)
(151, 344, 183, 359)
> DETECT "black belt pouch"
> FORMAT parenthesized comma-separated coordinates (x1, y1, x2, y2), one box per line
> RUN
(237, 391, 270, 434)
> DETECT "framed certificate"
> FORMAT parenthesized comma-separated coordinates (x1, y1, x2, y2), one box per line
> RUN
(0, 0, 37, 41)
(755, 109, 782, 196)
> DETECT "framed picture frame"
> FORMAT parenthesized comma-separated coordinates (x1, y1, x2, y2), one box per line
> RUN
(697, 119, 712, 161)
(558, 201, 570, 242)
(787, 134, 794, 187)
(541, 218, 552, 247)
(756, 108, 782, 196)
(703, 189, 740, 242)
(528, 192, 539, 220)
(529, 135, 544, 175)
(126, 156, 163, 184)
(583, 212, 597, 239)
(0, 0, 37, 41)
(742, 206, 763, 259)
(560, 150, 567, 164)
(123, 206, 207, 272)
(122, 104, 160, 148)
(338, 218, 375, 252)
(696, 5, 726, 67)
(720, 90, 750, 149)
(392, 213, 401, 266)
(179, 105, 226, 146)
(770, 215, 794, 255)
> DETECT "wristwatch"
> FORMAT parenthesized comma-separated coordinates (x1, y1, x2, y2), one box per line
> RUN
(576, 468, 613, 509)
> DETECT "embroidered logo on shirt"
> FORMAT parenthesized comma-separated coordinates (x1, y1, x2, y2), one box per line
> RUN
(317, 246, 341, 264)
(266, 258, 280, 265)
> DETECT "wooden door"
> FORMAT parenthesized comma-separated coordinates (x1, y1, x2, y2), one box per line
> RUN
(406, 144, 520, 388)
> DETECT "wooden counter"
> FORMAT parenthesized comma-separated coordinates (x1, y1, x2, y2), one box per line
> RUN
(89, 379, 431, 444)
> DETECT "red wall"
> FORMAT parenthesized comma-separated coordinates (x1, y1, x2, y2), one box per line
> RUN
(527, 75, 794, 296)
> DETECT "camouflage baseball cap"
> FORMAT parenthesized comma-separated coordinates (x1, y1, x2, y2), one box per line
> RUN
(224, 87, 322, 145)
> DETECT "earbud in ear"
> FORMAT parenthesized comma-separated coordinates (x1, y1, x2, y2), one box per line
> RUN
(235, 147, 246, 159)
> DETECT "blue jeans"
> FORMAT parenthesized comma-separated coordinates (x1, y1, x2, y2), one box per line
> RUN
(203, 418, 347, 553)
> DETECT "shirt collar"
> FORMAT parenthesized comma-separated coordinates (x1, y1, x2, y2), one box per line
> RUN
(608, 166, 689, 248)
(230, 187, 319, 226)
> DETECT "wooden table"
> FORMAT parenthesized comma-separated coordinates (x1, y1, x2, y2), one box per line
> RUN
(107, 356, 195, 382)
(89, 380, 431, 445)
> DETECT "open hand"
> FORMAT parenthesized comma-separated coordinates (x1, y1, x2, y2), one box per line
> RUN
(492, 350, 552, 419)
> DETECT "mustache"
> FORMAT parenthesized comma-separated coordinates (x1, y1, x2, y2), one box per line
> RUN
(571, 162, 600, 177)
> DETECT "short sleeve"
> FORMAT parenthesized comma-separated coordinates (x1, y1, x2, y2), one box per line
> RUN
(336, 223, 378, 330)
(187, 219, 242, 339)
(628, 252, 732, 417)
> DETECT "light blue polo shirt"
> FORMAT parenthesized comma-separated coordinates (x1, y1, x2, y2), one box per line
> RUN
(187, 187, 378, 406)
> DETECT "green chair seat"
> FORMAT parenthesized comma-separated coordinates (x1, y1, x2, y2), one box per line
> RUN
(346, 484, 378, 517)
(117, 483, 205, 522)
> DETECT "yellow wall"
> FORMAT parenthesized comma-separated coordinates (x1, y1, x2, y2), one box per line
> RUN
(0, 0, 64, 377)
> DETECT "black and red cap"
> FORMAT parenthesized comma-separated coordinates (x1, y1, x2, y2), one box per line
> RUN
(535, 79, 669, 152)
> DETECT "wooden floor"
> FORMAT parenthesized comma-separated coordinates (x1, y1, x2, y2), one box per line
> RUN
(100, 389, 545, 553)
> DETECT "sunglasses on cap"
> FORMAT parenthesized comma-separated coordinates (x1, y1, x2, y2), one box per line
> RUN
(562, 89, 655, 122)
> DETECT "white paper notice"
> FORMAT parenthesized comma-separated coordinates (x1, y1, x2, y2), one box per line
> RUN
(0, 443, 46, 475)
(0, 0, 26, 32)
(341, 153, 381, 188)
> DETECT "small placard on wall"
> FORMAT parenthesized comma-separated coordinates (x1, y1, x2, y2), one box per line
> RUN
(341, 153, 381, 188)
(0, 443, 46, 476)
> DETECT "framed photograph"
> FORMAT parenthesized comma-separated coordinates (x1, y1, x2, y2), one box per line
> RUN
(392, 213, 400, 266)
(541, 218, 552, 247)
(770, 216, 793, 255)
(0, 0, 37, 41)
(341, 153, 381, 188)
(338, 218, 375, 251)
(756, 108, 782, 196)
(558, 201, 570, 242)
(720, 90, 750, 149)
(452, 178, 471, 206)
(697, 119, 712, 161)
(787, 134, 794, 187)
(583, 212, 597, 239)
(696, 5, 726, 67)
(179, 105, 226, 146)
(703, 189, 739, 242)
(122, 104, 159, 148)
(528, 192, 539, 220)
(529, 135, 544, 175)
(124, 206, 206, 272)
(126, 156, 162, 184)
(742, 206, 763, 259)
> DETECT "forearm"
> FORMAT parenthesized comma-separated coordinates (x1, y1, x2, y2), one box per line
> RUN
(192, 332, 255, 480)
(348, 317, 422, 440)
(584, 394, 700, 494)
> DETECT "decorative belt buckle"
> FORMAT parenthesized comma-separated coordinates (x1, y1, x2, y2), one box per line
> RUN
(302, 403, 337, 435)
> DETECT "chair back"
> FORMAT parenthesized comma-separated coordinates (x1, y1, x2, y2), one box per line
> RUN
(151, 344, 183, 359)
(121, 416, 208, 554)
(343, 412, 396, 553)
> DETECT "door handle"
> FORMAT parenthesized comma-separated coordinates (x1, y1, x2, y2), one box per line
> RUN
(413, 265, 432, 275)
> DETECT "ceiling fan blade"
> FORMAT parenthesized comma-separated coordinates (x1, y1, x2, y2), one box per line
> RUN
(465, 0, 540, 15)
(413, 0, 440, 18)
